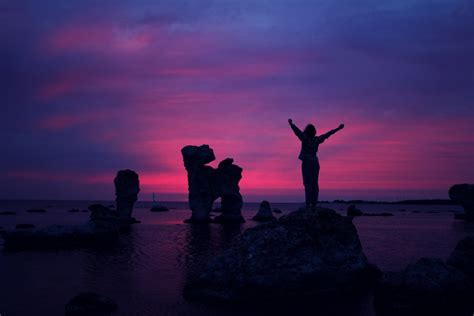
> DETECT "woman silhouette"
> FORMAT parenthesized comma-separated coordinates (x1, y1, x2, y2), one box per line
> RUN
(288, 119, 344, 209)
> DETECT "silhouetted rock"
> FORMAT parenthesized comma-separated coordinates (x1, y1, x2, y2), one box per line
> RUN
(363, 212, 394, 217)
(16, 224, 35, 229)
(150, 206, 169, 212)
(0, 211, 15, 215)
(448, 236, 474, 281)
(65, 292, 117, 316)
(374, 258, 474, 316)
(252, 200, 276, 222)
(26, 208, 46, 213)
(182, 145, 244, 223)
(347, 205, 363, 217)
(68, 208, 80, 213)
(114, 169, 140, 222)
(449, 184, 474, 221)
(273, 208, 282, 214)
(184, 207, 380, 303)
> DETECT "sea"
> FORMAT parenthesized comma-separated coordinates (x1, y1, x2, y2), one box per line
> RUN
(1, 200, 473, 316)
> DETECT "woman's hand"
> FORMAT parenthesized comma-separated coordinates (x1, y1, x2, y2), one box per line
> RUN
(338, 124, 344, 130)
(288, 119, 293, 124)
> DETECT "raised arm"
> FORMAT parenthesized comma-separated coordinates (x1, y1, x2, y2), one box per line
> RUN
(288, 119, 305, 141)
(319, 124, 344, 141)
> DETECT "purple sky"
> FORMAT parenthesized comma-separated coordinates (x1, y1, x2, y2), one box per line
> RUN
(1, 0, 473, 202)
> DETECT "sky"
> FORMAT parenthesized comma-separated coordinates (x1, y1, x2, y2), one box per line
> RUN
(1, 0, 473, 202)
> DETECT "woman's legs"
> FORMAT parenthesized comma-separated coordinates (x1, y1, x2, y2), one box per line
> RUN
(311, 160, 320, 206)
(302, 160, 313, 207)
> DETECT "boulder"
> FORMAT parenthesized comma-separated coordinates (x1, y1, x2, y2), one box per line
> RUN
(447, 236, 474, 281)
(184, 207, 380, 303)
(374, 258, 474, 316)
(65, 292, 117, 316)
(449, 184, 474, 221)
(182, 145, 244, 223)
(252, 201, 276, 222)
(347, 205, 363, 217)
(114, 169, 140, 221)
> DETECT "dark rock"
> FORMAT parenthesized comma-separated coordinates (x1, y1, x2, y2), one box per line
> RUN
(181, 145, 244, 223)
(184, 207, 380, 303)
(114, 169, 140, 221)
(449, 184, 474, 221)
(81, 209, 89, 212)
(16, 224, 36, 229)
(68, 209, 80, 213)
(0, 211, 16, 215)
(273, 208, 282, 214)
(150, 206, 169, 212)
(252, 201, 276, 222)
(363, 212, 394, 217)
(374, 258, 474, 316)
(448, 236, 474, 281)
(65, 292, 117, 316)
(211, 207, 222, 213)
(347, 205, 363, 217)
(26, 208, 46, 213)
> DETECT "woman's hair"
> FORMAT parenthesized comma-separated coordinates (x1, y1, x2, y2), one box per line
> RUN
(304, 124, 316, 137)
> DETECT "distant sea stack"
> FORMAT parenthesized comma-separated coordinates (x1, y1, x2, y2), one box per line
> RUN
(114, 169, 140, 222)
(181, 145, 244, 223)
(252, 200, 276, 222)
(449, 184, 474, 221)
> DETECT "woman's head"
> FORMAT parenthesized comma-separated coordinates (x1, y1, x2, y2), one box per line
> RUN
(304, 124, 316, 137)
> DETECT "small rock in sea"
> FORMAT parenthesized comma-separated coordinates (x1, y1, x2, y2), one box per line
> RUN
(399, 209, 407, 212)
(347, 204, 363, 217)
(16, 224, 36, 229)
(150, 205, 169, 212)
(449, 184, 474, 221)
(411, 210, 421, 213)
(252, 200, 276, 222)
(363, 212, 394, 217)
(81, 209, 89, 212)
(0, 211, 16, 215)
(273, 208, 282, 214)
(374, 257, 474, 316)
(26, 208, 46, 213)
(68, 209, 80, 213)
(65, 292, 117, 316)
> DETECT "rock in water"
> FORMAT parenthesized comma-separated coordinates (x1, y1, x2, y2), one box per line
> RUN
(65, 292, 117, 316)
(374, 258, 474, 316)
(447, 236, 474, 281)
(181, 145, 244, 223)
(449, 184, 474, 221)
(114, 169, 140, 222)
(252, 200, 276, 222)
(184, 207, 380, 303)
(26, 208, 46, 213)
(347, 205, 363, 217)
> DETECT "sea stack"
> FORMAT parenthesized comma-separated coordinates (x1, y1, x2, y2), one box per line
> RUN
(181, 145, 244, 223)
(114, 169, 140, 222)
(449, 184, 474, 221)
(252, 200, 275, 222)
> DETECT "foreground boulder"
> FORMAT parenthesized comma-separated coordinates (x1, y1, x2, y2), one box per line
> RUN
(181, 145, 244, 223)
(448, 236, 474, 281)
(184, 207, 380, 303)
(374, 258, 474, 316)
(65, 292, 117, 316)
(449, 184, 474, 221)
(347, 205, 363, 217)
(252, 200, 276, 222)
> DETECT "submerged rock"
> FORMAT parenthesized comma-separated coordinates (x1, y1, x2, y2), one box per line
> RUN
(184, 207, 380, 303)
(182, 145, 244, 224)
(252, 201, 276, 222)
(374, 258, 474, 316)
(447, 236, 474, 281)
(16, 224, 36, 229)
(449, 184, 474, 221)
(0, 211, 16, 215)
(68, 208, 80, 213)
(150, 205, 169, 212)
(65, 292, 117, 316)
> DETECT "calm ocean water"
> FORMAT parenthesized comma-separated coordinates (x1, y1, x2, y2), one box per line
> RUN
(1, 200, 473, 316)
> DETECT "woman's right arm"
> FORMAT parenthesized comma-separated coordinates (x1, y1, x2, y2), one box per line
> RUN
(289, 119, 304, 141)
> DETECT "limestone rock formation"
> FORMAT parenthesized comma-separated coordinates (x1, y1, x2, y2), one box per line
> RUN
(374, 257, 474, 316)
(184, 207, 380, 302)
(181, 145, 244, 223)
(114, 169, 140, 222)
(449, 184, 474, 221)
(252, 200, 276, 222)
